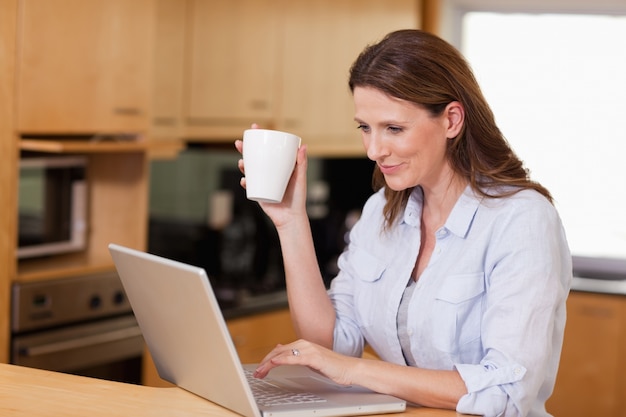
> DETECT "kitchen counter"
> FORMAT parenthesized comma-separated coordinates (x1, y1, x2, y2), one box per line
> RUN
(571, 276, 626, 296)
(226, 275, 626, 320)
(223, 277, 626, 322)
(222, 290, 289, 320)
(0, 363, 466, 417)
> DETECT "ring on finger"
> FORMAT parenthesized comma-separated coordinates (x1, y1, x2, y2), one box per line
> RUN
(291, 348, 300, 357)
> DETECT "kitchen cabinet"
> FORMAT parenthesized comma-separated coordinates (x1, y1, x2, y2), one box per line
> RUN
(547, 291, 626, 416)
(227, 308, 297, 364)
(184, 0, 280, 139)
(16, 0, 154, 133)
(181, 0, 421, 155)
(0, 0, 19, 364)
(10, 141, 150, 379)
(276, 0, 420, 155)
(12, 0, 153, 278)
(1, 0, 152, 364)
(151, 0, 187, 144)
(143, 307, 296, 387)
(15, 148, 149, 282)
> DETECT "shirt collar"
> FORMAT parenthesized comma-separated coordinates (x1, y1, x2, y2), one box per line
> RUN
(445, 185, 483, 239)
(402, 185, 482, 238)
(403, 187, 424, 228)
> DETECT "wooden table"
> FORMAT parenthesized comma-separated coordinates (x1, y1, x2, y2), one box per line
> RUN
(0, 364, 464, 416)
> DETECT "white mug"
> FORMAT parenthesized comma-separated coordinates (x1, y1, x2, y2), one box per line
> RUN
(242, 129, 301, 203)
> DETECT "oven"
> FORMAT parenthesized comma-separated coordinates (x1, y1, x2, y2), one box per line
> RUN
(10, 271, 144, 384)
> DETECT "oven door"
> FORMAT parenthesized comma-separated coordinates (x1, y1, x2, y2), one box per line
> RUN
(11, 315, 144, 384)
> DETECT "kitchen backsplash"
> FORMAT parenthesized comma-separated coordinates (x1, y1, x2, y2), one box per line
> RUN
(148, 148, 374, 305)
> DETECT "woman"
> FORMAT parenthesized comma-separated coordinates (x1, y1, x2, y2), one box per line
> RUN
(235, 29, 571, 417)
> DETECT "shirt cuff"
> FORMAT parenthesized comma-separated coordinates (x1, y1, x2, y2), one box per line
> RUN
(454, 362, 526, 417)
(456, 362, 526, 392)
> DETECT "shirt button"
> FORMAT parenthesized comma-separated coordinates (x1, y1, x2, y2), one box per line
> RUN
(514, 367, 523, 376)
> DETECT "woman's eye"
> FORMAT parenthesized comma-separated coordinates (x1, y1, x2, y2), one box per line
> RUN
(356, 124, 370, 133)
(388, 126, 403, 133)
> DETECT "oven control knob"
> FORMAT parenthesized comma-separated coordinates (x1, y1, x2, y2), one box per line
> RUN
(113, 291, 125, 305)
(89, 295, 102, 310)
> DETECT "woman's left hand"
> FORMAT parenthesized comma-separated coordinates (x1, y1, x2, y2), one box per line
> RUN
(253, 339, 359, 387)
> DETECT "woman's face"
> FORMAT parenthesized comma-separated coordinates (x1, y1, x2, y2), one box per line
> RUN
(353, 86, 463, 192)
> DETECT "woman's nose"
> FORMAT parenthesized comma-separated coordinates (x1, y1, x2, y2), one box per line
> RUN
(365, 133, 387, 161)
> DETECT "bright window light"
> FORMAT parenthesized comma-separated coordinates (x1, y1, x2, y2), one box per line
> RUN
(461, 12, 626, 261)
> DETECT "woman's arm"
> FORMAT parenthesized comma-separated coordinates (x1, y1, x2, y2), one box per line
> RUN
(236, 140, 335, 347)
(253, 339, 468, 410)
(275, 214, 336, 347)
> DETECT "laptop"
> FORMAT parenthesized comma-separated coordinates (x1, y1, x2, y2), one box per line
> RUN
(108, 243, 406, 417)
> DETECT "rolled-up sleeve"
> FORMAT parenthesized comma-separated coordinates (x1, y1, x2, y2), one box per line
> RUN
(455, 362, 526, 416)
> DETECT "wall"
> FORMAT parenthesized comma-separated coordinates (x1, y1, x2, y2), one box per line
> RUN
(149, 149, 323, 223)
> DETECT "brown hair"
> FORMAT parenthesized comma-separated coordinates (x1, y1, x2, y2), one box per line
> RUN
(349, 29, 552, 229)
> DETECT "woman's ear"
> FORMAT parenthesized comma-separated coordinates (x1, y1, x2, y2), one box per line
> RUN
(445, 101, 465, 139)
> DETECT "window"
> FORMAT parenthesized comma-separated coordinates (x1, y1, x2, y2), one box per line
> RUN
(441, 0, 626, 274)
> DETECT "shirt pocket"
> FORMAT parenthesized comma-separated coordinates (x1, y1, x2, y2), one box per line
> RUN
(351, 248, 387, 328)
(432, 272, 485, 354)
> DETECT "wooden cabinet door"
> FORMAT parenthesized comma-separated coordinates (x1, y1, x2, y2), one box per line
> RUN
(185, 0, 279, 139)
(227, 308, 296, 364)
(547, 292, 626, 417)
(0, 0, 19, 364)
(17, 0, 154, 133)
(276, 0, 419, 156)
(152, 0, 187, 142)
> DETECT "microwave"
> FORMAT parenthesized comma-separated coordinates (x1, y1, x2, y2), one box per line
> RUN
(18, 156, 88, 259)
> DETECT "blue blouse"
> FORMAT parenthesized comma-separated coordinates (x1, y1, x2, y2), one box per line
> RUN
(328, 185, 572, 417)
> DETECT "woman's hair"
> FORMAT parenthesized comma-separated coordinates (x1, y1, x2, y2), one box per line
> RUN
(348, 29, 552, 229)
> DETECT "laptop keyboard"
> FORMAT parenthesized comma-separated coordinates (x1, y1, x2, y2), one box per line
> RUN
(245, 370, 327, 407)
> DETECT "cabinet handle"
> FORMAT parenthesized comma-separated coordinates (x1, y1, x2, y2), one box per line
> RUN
(187, 117, 257, 127)
(282, 118, 301, 129)
(19, 326, 143, 357)
(113, 107, 142, 116)
(250, 100, 268, 110)
(579, 305, 614, 318)
(153, 117, 178, 126)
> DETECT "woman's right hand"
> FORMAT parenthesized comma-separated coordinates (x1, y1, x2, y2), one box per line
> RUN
(234, 134, 309, 230)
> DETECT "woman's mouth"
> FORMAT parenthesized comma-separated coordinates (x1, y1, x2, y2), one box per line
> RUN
(378, 163, 401, 175)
